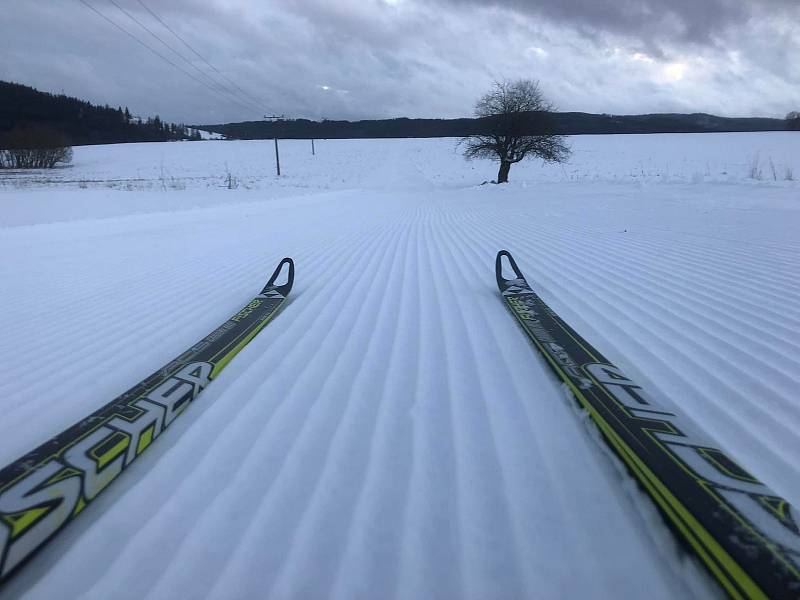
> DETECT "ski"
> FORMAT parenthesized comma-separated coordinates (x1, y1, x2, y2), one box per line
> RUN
(495, 250, 800, 599)
(0, 257, 294, 583)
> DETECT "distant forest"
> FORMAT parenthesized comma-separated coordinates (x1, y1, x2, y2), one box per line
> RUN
(205, 112, 791, 140)
(0, 81, 199, 145)
(1, 80, 794, 146)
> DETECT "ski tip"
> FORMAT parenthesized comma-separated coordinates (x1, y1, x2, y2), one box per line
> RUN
(495, 250, 528, 293)
(263, 257, 295, 297)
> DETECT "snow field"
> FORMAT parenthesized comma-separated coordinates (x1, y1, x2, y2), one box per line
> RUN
(0, 133, 798, 599)
(0, 132, 797, 201)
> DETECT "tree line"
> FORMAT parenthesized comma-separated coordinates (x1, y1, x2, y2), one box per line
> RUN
(0, 80, 200, 147)
(205, 112, 792, 141)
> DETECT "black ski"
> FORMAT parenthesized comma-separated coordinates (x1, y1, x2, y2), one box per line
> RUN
(0, 257, 295, 583)
(496, 249, 800, 599)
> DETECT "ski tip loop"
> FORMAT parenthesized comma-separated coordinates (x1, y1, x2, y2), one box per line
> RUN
(495, 250, 527, 290)
(263, 257, 295, 297)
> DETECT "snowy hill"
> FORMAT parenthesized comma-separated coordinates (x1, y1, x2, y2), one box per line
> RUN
(189, 127, 227, 140)
(0, 133, 798, 599)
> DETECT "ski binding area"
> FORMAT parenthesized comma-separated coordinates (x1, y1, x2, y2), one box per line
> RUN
(496, 250, 800, 599)
(0, 258, 294, 582)
(0, 134, 798, 598)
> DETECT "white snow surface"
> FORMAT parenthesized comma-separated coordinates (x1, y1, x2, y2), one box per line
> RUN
(191, 128, 226, 140)
(0, 133, 798, 599)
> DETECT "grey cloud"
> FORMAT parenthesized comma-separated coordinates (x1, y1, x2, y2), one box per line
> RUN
(0, 0, 797, 124)
(440, 0, 794, 48)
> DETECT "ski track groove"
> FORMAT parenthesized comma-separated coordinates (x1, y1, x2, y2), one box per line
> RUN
(534, 219, 800, 345)
(462, 213, 800, 504)
(445, 205, 596, 592)
(588, 242, 800, 355)
(609, 231, 800, 309)
(70, 238, 348, 589)
(15, 214, 402, 600)
(0, 221, 392, 465)
(516, 222, 800, 407)
(427, 215, 532, 598)
(539, 259, 799, 481)
(328, 222, 416, 600)
(395, 216, 465, 600)
(423, 220, 503, 600)
(487, 205, 800, 311)
(488, 226, 799, 475)
(155, 221, 405, 599)
(445, 214, 615, 592)
(265, 221, 410, 599)
(466, 210, 800, 422)
(473, 210, 800, 334)
(201, 218, 411, 599)
(435, 205, 688, 597)
(445, 203, 800, 503)
(435, 207, 551, 595)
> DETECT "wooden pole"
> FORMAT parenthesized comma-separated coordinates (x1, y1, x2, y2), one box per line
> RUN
(311, 138, 315, 155)
(274, 138, 281, 176)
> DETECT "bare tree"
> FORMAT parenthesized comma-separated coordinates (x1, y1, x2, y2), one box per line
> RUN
(0, 126, 73, 169)
(787, 111, 800, 131)
(461, 79, 570, 183)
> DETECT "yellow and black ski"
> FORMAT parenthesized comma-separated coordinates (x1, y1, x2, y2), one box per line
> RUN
(0, 257, 294, 583)
(496, 250, 800, 599)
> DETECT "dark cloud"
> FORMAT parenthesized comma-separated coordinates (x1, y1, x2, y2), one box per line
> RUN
(0, 0, 797, 123)
(442, 0, 794, 48)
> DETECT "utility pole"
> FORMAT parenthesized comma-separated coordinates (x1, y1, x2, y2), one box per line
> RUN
(263, 114, 286, 176)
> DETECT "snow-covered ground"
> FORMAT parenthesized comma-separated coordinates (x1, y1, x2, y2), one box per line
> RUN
(0, 133, 798, 599)
(190, 128, 227, 140)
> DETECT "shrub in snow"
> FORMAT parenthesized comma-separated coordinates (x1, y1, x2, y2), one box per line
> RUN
(0, 125, 73, 169)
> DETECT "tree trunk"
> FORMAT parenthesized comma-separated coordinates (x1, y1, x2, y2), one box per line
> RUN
(497, 160, 512, 183)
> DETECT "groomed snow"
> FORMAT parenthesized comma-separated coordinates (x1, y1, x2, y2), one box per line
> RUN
(0, 133, 798, 599)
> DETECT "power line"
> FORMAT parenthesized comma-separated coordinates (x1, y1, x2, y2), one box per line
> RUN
(134, 0, 274, 113)
(106, 0, 265, 115)
(77, 0, 262, 118)
(103, 0, 263, 115)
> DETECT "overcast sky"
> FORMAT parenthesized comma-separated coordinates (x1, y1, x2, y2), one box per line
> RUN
(2, 0, 798, 124)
